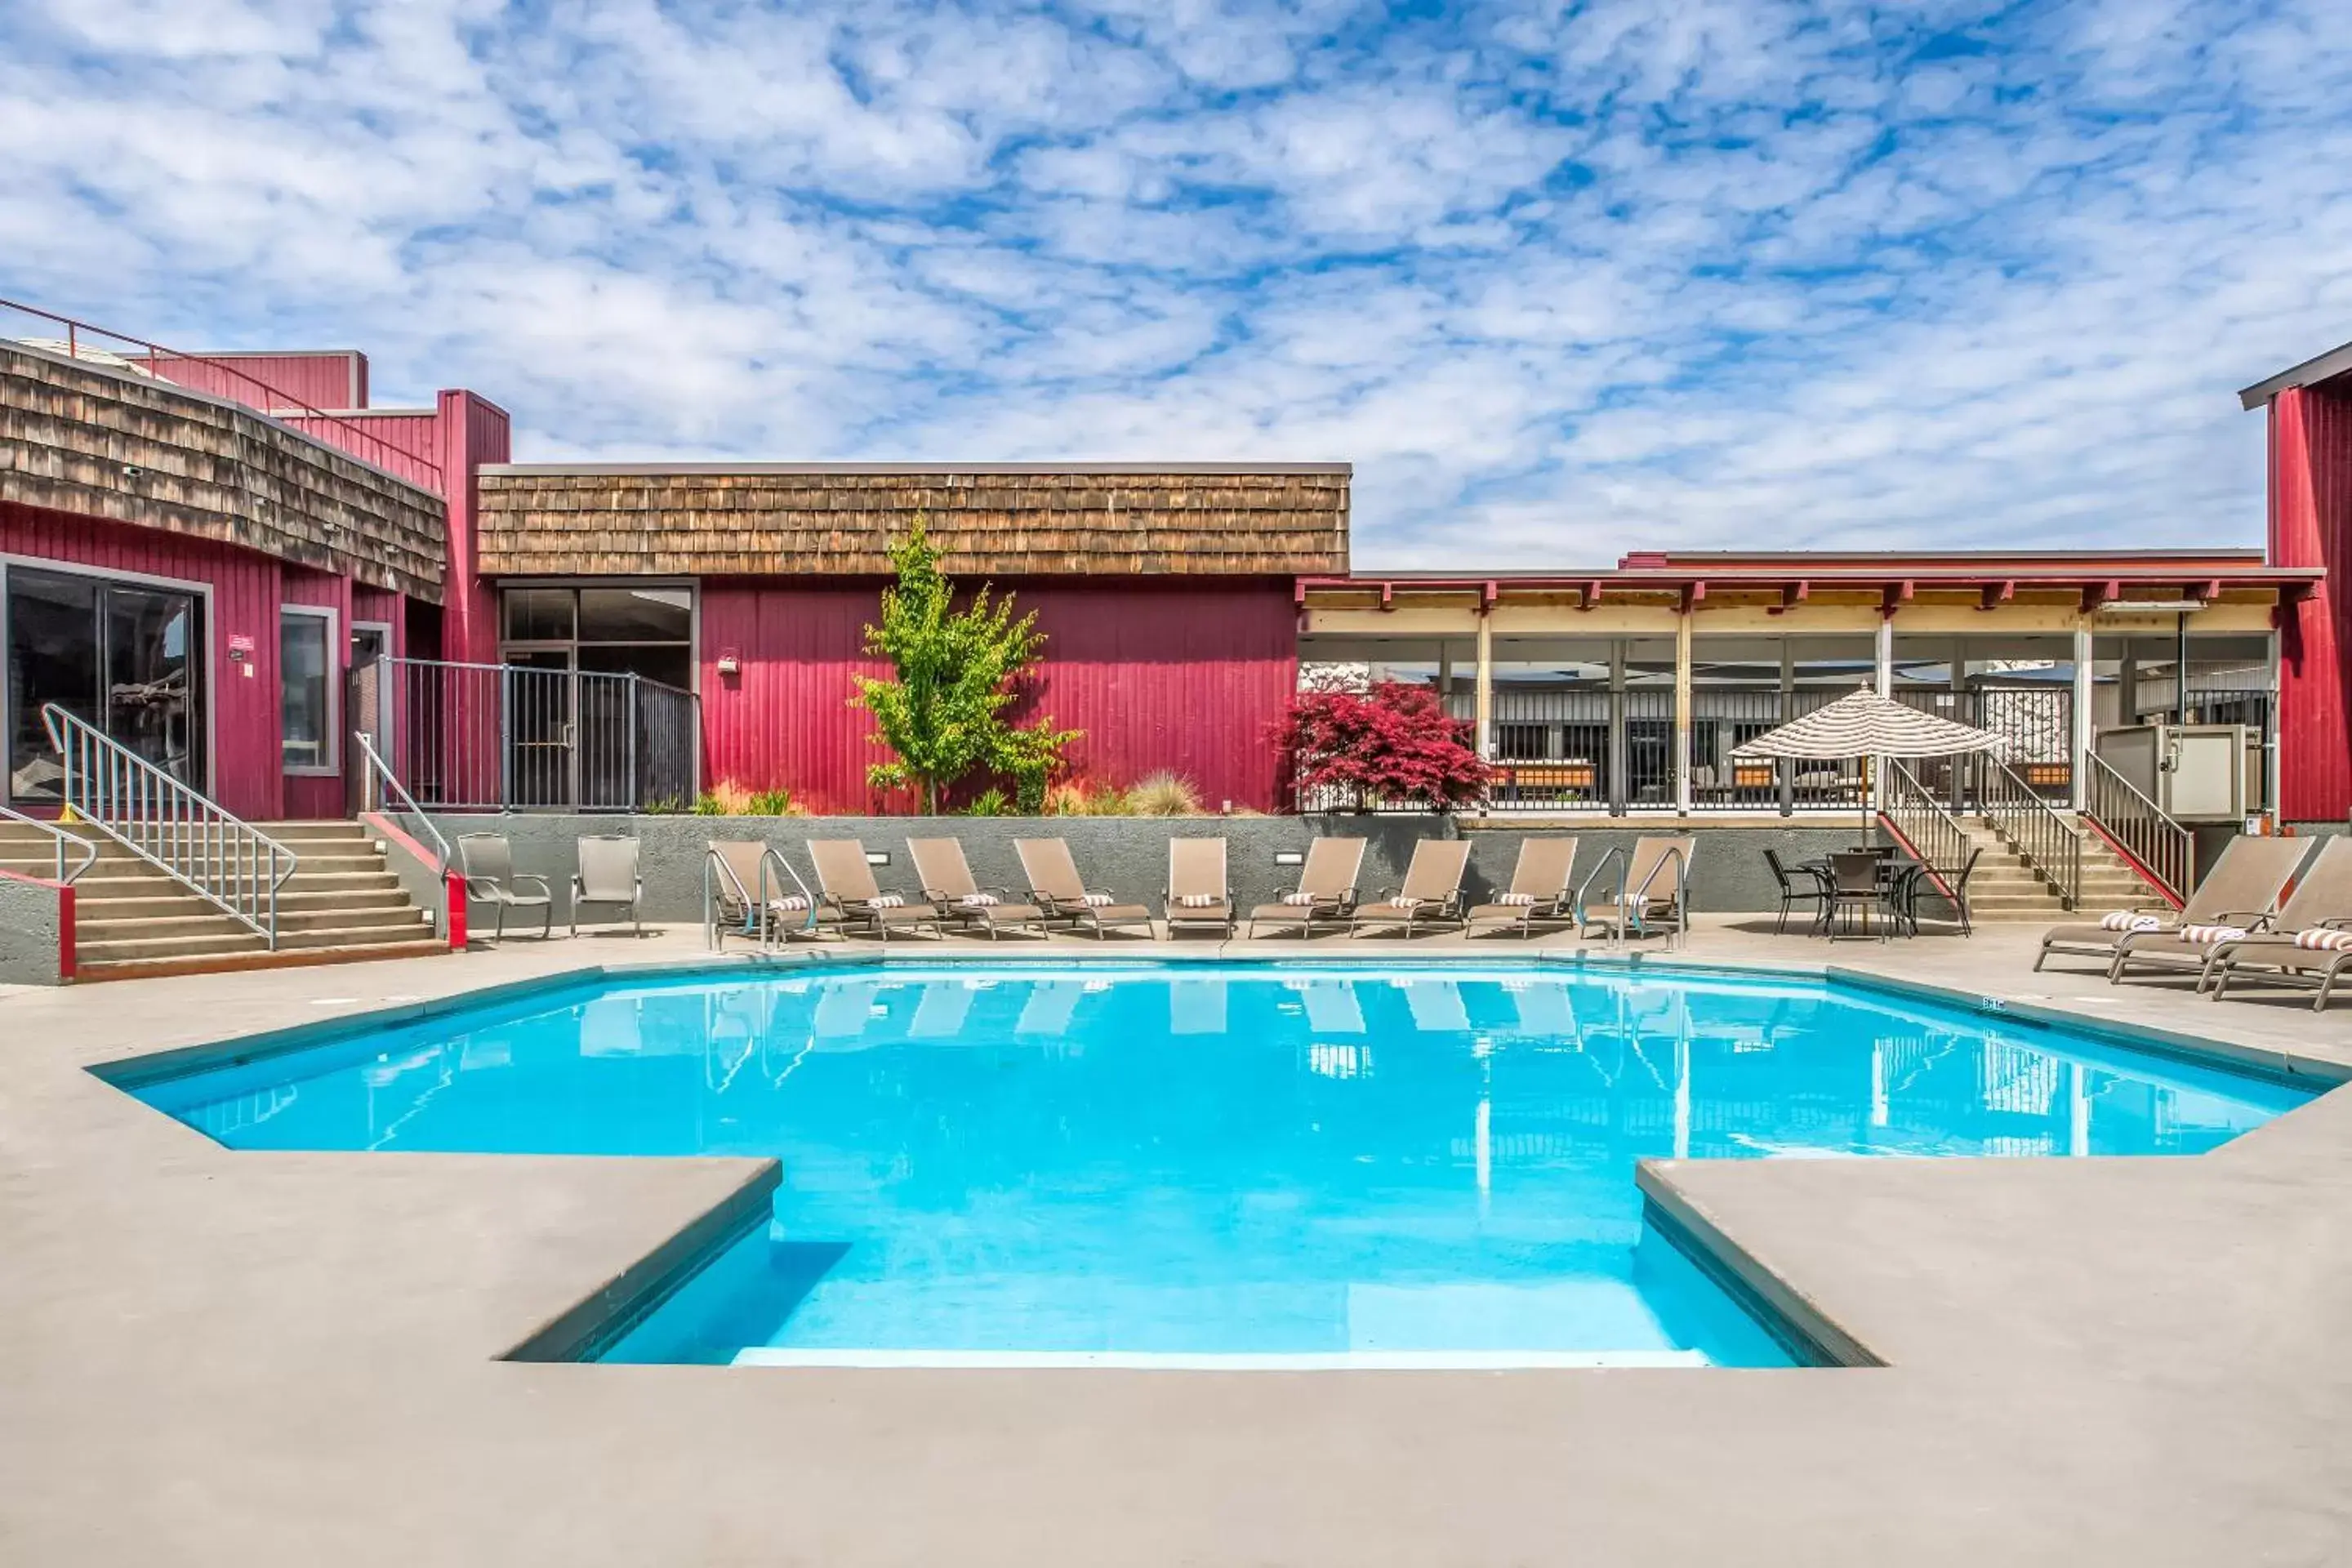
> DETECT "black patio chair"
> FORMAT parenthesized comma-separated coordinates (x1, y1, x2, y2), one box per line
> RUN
(1930, 846, 1982, 937)
(1824, 852, 1890, 941)
(1763, 848, 1828, 934)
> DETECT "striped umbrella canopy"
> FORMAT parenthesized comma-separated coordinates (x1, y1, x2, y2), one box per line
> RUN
(1733, 688, 2009, 761)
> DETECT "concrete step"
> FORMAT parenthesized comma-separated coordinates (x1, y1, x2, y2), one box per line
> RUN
(77, 937, 452, 982)
(78, 919, 443, 964)
(78, 906, 433, 942)
(69, 888, 419, 920)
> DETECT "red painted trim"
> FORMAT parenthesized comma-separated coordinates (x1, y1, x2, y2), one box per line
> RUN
(360, 809, 464, 952)
(0, 869, 73, 980)
(445, 875, 468, 949)
(2078, 815, 2187, 910)
(1871, 813, 1956, 904)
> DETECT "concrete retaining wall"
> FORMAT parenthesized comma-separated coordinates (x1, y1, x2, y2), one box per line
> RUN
(425, 813, 1861, 924)
(0, 873, 67, 985)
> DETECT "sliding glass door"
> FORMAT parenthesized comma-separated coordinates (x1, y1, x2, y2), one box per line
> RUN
(5, 565, 206, 804)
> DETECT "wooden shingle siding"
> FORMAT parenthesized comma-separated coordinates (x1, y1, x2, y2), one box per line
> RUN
(0, 342, 447, 601)
(473, 466, 1350, 577)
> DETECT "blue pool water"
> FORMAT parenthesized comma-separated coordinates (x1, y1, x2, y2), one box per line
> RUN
(127, 962, 2312, 1368)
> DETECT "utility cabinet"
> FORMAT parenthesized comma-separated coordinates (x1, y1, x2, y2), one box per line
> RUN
(2093, 724, 2253, 822)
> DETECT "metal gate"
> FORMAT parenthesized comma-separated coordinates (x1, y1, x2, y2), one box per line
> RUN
(360, 657, 700, 811)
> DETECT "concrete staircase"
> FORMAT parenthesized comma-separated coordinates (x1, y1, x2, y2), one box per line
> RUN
(1950, 813, 2163, 922)
(0, 818, 444, 981)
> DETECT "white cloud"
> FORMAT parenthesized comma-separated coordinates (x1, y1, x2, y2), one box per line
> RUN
(2, 0, 2349, 567)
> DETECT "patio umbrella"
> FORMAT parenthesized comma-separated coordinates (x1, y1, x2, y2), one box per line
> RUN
(1732, 687, 2008, 844)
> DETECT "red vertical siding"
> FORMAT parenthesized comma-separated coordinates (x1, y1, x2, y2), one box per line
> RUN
(280, 408, 444, 493)
(696, 577, 1298, 812)
(1, 500, 285, 819)
(438, 390, 510, 662)
(2273, 383, 2352, 821)
(140, 350, 368, 412)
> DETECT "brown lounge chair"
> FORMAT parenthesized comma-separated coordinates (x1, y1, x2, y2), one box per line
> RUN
(1245, 837, 1365, 938)
(1013, 838, 1156, 938)
(2035, 835, 2308, 974)
(1352, 840, 1472, 938)
(807, 839, 942, 941)
(907, 837, 1050, 940)
(1165, 837, 1236, 937)
(1464, 835, 1580, 939)
(2202, 837, 2352, 1009)
(706, 839, 838, 947)
(1577, 835, 1695, 941)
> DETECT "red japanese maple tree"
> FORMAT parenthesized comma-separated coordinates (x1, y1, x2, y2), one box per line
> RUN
(1272, 681, 1491, 813)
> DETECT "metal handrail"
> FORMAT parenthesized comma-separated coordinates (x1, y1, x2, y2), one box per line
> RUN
(1981, 756, 2082, 911)
(2082, 752, 2194, 906)
(705, 844, 818, 954)
(0, 295, 439, 485)
(0, 801, 98, 884)
(355, 728, 453, 886)
(41, 702, 297, 947)
(1633, 843, 1690, 952)
(1881, 760, 1971, 899)
(1573, 845, 1628, 950)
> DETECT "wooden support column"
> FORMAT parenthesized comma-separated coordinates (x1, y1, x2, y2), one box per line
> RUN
(1474, 612, 1494, 761)
(1674, 608, 1694, 814)
(2071, 621, 2094, 813)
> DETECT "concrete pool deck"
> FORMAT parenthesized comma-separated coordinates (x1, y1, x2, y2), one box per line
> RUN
(4, 919, 2352, 1564)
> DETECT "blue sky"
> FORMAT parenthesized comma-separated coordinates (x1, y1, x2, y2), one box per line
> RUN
(4, 0, 2350, 565)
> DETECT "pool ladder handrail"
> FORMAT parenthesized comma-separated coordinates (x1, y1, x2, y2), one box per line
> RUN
(703, 844, 821, 953)
(0, 800, 99, 884)
(1570, 843, 1689, 952)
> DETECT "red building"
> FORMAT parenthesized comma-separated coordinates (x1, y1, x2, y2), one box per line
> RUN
(2243, 340, 2352, 824)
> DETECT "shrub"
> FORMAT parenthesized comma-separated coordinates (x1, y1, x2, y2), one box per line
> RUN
(960, 786, 1013, 817)
(694, 780, 800, 816)
(1129, 770, 1203, 817)
(1268, 681, 1491, 813)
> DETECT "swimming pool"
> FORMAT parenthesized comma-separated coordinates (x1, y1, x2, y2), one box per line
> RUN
(124, 960, 2313, 1369)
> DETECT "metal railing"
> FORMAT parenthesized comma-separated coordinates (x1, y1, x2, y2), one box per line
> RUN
(1570, 843, 1688, 951)
(0, 802, 98, 884)
(1981, 756, 2082, 911)
(383, 657, 701, 813)
(0, 296, 439, 486)
(2083, 751, 2193, 906)
(1880, 760, 1971, 901)
(354, 729, 452, 874)
(41, 702, 296, 947)
(704, 844, 818, 954)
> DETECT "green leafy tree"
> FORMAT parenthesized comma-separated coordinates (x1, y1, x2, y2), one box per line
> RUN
(850, 521, 1080, 813)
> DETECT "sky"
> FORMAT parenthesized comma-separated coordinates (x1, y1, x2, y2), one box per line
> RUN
(3, 0, 2350, 568)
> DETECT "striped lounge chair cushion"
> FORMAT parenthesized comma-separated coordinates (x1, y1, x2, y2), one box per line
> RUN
(2179, 924, 2247, 945)
(1077, 893, 1115, 907)
(1494, 893, 1539, 906)
(1281, 891, 1322, 906)
(2293, 929, 2352, 951)
(1174, 894, 1221, 908)
(2100, 911, 2163, 932)
(958, 893, 1000, 906)
(870, 894, 905, 909)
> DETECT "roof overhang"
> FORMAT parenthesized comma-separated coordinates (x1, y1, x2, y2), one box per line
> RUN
(2239, 339, 2352, 410)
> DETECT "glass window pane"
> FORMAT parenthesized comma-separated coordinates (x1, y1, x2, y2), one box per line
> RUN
(577, 587, 691, 644)
(7, 568, 100, 803)
(576, 643, 693, 690)
(280, 612, 332, 772)
(502, 588, 576, 642)
(105, 586, 203, 787)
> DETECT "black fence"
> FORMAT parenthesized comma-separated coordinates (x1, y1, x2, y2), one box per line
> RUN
(353, 657, 701, 812)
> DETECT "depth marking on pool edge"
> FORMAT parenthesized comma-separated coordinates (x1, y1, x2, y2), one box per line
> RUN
(729, 1349, 1712, 1371)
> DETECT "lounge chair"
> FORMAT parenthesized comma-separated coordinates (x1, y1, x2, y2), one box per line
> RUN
(570, 835, 644, 937)
(705, 840, 835, 948)
(807, 839, 942, 942)
(2108, 840, 2320, 984)
(457, 833, 552, 941)
(1577, 835, 1695, 941)
(1013, 838, 1156, 938)
(1463, 836, 1579, 939)
(1164, 837, 1235, 937)
(907, 837, 1050, 940)
(1245, 837, 1365, 937)
(2202, 838, 2352, 1008)
(2034, 835, 2308, 974)
(1351, 840, 1472, 938)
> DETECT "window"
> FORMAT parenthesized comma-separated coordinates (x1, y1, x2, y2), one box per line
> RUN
(497, 585, 695, 690)
(6, 564, 206, 804)
(280, 606, 336, 775)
